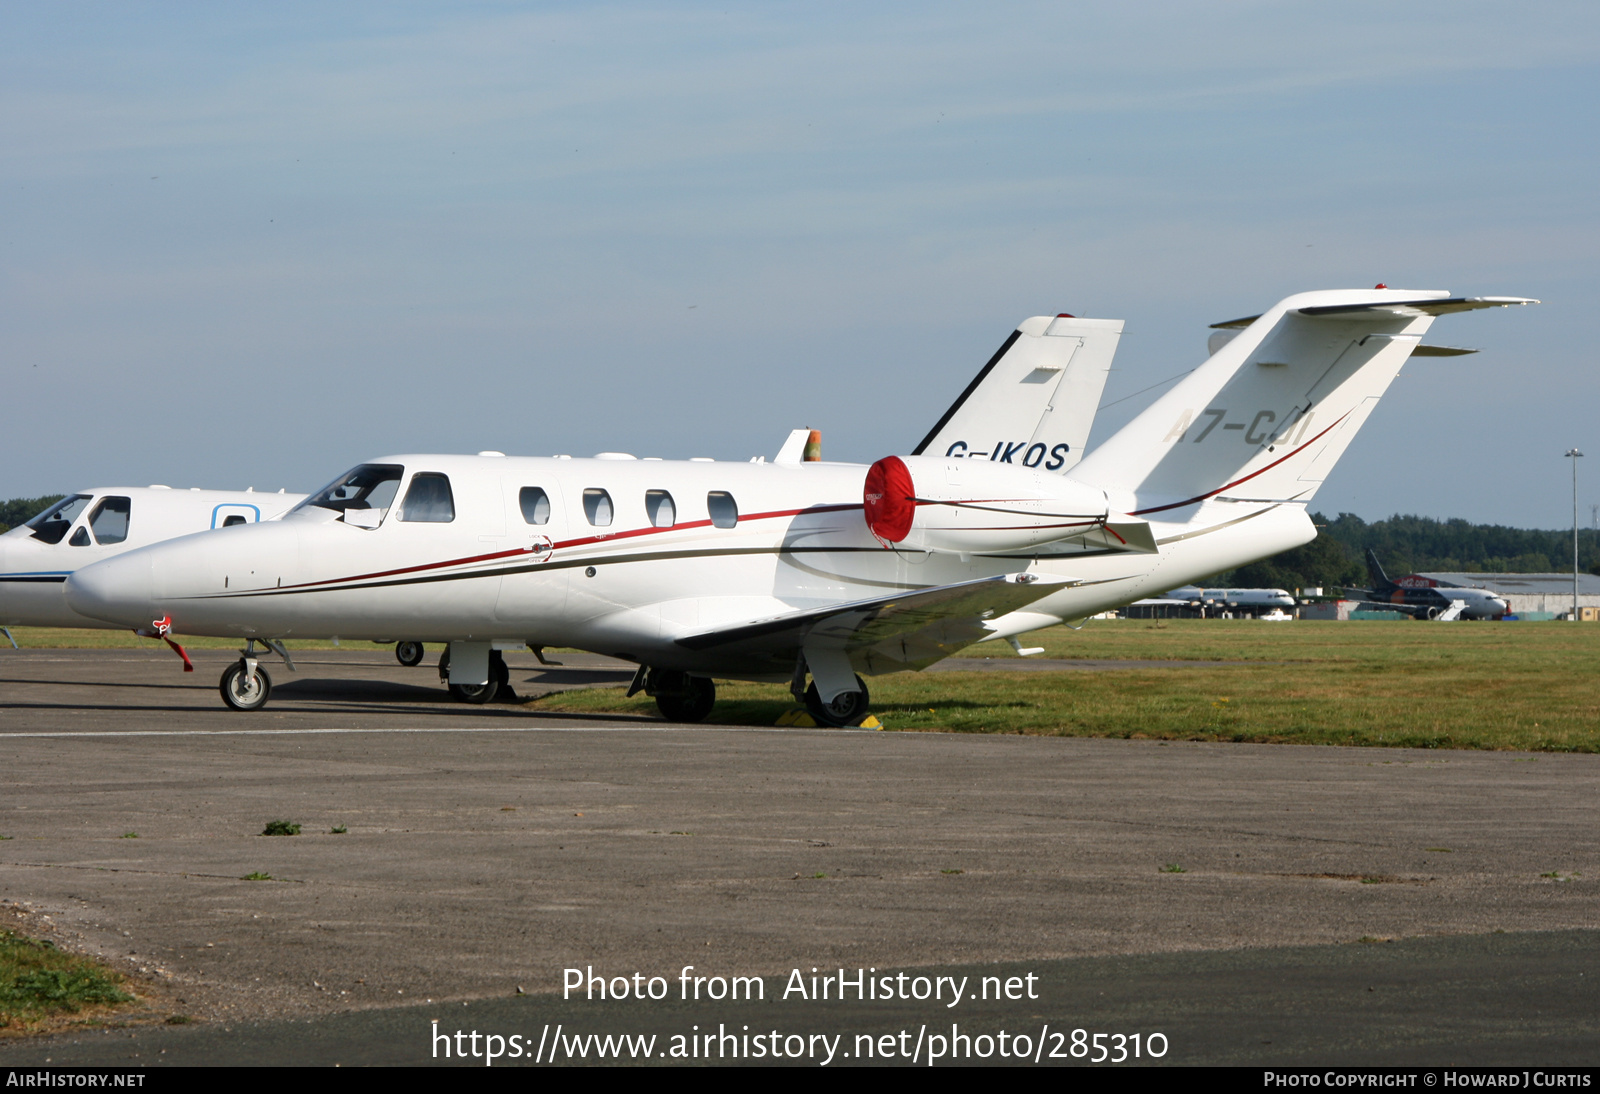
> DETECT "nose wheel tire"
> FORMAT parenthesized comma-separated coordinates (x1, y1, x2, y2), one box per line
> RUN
(654, 675, 715, 723)
(220, 661, 273, 711)
(804, 675, 871, 727)
(395, 641, 425, 667)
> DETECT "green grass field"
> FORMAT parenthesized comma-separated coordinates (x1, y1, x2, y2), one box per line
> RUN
(532, 620, 1600, 752)
(0, 931, 133, 1033)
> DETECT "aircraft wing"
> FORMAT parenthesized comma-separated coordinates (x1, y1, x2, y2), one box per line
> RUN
(675, 572, 1074, 673)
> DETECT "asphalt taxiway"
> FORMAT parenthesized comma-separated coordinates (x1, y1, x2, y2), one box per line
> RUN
(1, 648, 1596, 1065)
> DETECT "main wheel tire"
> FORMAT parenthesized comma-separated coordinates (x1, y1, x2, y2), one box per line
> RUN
(804, 675, 870, 727)
(449, 677, 499, 704)
(395, 641, 424, 667)
(220, 661, 273, 711)
(655, 675, 715, 722)
(492, 651, 514, 701)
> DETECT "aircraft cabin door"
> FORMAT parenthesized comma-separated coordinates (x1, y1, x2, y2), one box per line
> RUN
(493, 476, 569, 633)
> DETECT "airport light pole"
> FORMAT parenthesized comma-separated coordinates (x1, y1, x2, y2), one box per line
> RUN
(1567, 449, 1583, 621)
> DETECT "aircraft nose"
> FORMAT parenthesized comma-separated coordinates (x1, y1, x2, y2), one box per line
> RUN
(65, 551, 155, 628)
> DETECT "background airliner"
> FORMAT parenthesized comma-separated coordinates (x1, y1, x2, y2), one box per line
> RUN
(1349, 548, 1508, 620)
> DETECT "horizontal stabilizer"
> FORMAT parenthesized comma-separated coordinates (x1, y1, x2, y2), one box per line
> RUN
(677, 572, 1073, 672)
(1298, 296, 1539, 318)
(1211, 297, 1537, 329)
(1076, 288, 1538, 509)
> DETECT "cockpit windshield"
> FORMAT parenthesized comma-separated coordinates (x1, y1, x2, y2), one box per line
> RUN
(292, 464, 404, 515)
(25, 495, 92, 545)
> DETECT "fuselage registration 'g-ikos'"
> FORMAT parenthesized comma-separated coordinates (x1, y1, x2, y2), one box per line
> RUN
(64, 289, 1534, 722)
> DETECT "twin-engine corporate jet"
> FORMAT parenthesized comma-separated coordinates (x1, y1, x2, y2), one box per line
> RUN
(64, 289, 1533, 723)
(0, 486, 304, 655)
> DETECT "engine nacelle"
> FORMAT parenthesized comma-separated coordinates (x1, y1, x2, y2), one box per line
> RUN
(864, 455, 1144, 555)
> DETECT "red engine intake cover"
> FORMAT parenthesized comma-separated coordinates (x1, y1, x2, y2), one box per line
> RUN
(863, 456, 916, 545)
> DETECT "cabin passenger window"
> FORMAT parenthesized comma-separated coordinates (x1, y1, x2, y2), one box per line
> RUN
(398, 473, 456, 523)
(707, 491, 738, 529)
(645, 490, 675, 528)
(519, 487, 552, 525)
(222, 515, 247, 527)
(583, 489, 613, 527)
(88, 496, 131, 545)
(26, 495, 91, 545)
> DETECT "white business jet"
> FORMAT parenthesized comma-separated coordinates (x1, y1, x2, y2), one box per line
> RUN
(1, 486, 304, 659)
(65, 289, 1532, 723)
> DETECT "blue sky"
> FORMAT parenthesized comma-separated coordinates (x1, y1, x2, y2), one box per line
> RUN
(4, 2, 1597, 526)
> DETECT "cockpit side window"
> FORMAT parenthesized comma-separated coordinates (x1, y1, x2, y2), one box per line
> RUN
(519, 487, 552, 525)
(26, 495, 91, 545)
(69, 526, 91, 547)
(293, 464, 405, 515)
(88, 496, 131, 545)
(398, 473, 456, 523)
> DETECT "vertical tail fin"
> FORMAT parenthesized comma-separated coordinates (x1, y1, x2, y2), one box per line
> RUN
(914, 315, 1123, 474)
(1072, 290, 1535, 512)
(1365, 548, 1393, 591)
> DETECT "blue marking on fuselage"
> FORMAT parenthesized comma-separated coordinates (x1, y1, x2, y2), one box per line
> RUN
(211, 503, 262, 529)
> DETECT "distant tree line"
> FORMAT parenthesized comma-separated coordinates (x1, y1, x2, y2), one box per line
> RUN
(1222, 512, 1600, 592)
(0, 495, 65, 535)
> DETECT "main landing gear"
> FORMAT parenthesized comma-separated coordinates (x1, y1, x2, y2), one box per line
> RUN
(625, 662, 873, 727)
(803, 675, 871, 728)
(631, 669, 716, 723)
(219, 639, 295, 711)
(626, 667, 716, 722)
(437, 647, 513, 704)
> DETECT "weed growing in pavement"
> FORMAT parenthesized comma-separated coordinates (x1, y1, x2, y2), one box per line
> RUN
(0, 930, 133, 1029)
(261, 821, 300, 836)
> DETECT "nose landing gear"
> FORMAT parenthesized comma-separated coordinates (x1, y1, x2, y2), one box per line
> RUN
(217, 639, 295, 711)
(220, 659, 272, 711)
(395, 641, 425, 667)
